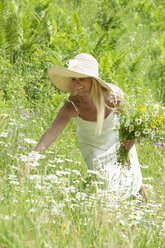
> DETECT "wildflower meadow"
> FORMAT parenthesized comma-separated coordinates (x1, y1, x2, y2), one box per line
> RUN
(0, 0, 165, 247)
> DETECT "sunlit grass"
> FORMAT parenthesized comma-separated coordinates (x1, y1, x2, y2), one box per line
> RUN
(0, 0, 165, 246)
(0, 102, 164, 247)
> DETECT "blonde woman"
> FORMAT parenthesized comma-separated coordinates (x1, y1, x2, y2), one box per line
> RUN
(35, 53, 145, 200)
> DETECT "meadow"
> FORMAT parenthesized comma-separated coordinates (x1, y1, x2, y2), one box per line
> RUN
(0, 0, 165, 247)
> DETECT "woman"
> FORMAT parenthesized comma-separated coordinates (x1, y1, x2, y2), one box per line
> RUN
(35, 53, 144, 200)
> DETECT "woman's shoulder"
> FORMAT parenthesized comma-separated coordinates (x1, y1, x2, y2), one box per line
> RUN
(64, 95, 79, 117)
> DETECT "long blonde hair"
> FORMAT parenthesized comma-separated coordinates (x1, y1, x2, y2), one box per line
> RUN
(90, 78, 124, 135)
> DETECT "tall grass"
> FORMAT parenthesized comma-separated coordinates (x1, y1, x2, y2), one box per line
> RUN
(1, 0, 165, 102)
(0, 0, 165, 247)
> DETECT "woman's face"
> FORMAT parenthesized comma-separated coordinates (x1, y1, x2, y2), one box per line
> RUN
(72, 77, 92, 97)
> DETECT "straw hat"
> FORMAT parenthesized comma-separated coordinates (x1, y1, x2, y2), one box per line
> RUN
(48, 53, 115, 93)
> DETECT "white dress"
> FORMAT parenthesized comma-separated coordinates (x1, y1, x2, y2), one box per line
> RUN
(73, 107, 142, 199)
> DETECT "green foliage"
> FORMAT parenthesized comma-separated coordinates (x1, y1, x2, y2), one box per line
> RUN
(0, 0, 164, 102)
(0, 0, 165, 246)
(0, 105, 164, 247)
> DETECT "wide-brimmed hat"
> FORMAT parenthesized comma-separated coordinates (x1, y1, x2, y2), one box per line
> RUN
(48, 53, 115, 93)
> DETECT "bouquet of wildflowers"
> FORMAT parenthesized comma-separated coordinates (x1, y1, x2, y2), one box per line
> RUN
(116, 95, 165, 167)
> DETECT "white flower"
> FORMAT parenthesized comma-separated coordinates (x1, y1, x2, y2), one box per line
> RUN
(154, 104, 159, 109)
(129, 125, 134, 132)
(145, 113, 149, 120)
(0, 214, 9, 220)
(24, 138, 37, 144)
(143, 129, 149, 134)
(152, 111, 157, 117)
(135, 131, 141, 137)
(151, 130, 155, 137)
(136, 119, 142, 125)
(124, 121, 130, 127)
(0, 132, 8, 137)
(54, 157, 64, 163)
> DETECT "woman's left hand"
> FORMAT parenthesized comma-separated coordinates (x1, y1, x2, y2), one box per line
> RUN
(122, 139, 135, 150)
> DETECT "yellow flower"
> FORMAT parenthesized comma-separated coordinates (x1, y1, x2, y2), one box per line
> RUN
(139, 105, 146, 112)
(156, 119, 163, 124)
(151, 125, 156, 129)
(156, 115, 163, 120)
(156, 115, 163, 124)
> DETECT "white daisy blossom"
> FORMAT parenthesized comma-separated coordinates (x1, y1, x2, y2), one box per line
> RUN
(0, 214, 10, 220)
(143, 129, 149, 134)
(135, 131, 141, 137)
(24, 138, 37, 144)
(152, 111, 157, 117)
(129, 125, 134, 132)
(136, 118, 142, 125)
(154, 104, 159, 109)
(29, 151, 46, 160)
(54, 157, 64, 163)
(124, 121, 130, 127)
(0, 132, 8, 137)
(18, 152, 46, 165)
(145, 113, 149, 119)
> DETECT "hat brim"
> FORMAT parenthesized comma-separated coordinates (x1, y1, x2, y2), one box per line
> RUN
(48, 66, 112, 93)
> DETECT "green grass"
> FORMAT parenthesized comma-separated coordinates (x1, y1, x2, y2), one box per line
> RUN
(0, 0, 165, 247)
(0, 103, 164, 247)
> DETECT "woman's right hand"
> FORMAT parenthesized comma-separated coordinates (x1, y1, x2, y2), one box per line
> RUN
(122, 139, 135, 150)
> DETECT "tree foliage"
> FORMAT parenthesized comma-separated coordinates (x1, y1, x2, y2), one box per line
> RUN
(0, 0, 165, 103)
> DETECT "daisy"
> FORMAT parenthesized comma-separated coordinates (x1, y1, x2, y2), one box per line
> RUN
(136, 118, 142, 125)
(24, 138, 37, 144)
(129, 125, 134, 132)
(152, 111, 157, 117)
(135, 131, 141, 137)
(154, 104, 159, 109)
(124, 121, 130, 127)
(143, 129, 149, 134)
(145, 113, 149, 120)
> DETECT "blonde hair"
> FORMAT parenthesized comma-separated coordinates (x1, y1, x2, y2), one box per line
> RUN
(90, 79, 124, 135)
(90, 79, 105, 135)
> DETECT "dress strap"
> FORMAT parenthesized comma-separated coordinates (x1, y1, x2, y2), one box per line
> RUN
(104, 102, 114, 110)
(67, 99, 79, 116)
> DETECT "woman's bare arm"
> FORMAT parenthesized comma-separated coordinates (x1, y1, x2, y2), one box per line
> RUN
(34, 101, 77, 153)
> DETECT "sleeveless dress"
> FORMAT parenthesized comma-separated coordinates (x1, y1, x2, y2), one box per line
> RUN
(69, 100, 142, 199)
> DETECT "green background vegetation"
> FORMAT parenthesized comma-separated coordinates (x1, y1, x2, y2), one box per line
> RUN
(0, 0, 165, 247)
